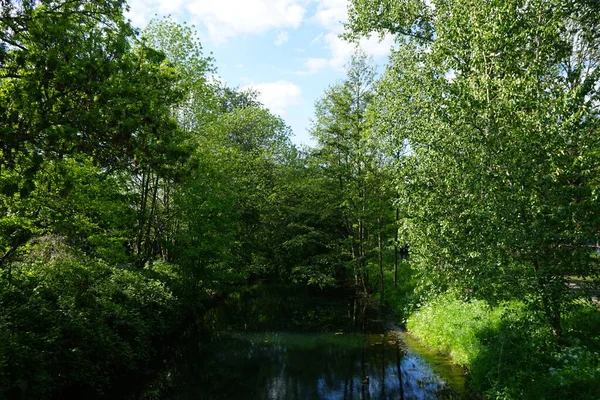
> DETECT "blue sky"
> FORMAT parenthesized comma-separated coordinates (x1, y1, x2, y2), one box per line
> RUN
(126, 0, 394, 147)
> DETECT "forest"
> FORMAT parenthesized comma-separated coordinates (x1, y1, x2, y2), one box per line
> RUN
(1, 0, 599, 399)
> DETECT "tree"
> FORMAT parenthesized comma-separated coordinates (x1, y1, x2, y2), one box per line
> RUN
(311, 51, 395, 292)
(0, 0, 184, 269)
(127, 17, 216, 266)
(0, 0, 181, 170)
(347, 0, 600, 337)
(141, 16, 217, 132)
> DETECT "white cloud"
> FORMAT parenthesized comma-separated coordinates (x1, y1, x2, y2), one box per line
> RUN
(292, 0, 395, 74)
(302, 58, 329, 74)
(274, 31, 290, 46)
(358, 33, 395, 59)
(127, 0, 308, 43)
(125, 0, 155, 28)
(310, 32, 325, 46)
(299, 32, 394, 74)
(187, 0, 305, 43)
(313, 0, 348, 32)
(242, 80, 302, 116)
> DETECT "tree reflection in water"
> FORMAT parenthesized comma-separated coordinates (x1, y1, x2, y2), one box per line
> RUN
(153, 285, 464, 400)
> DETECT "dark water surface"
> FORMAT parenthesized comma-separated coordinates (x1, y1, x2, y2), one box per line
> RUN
(142, 285, 467, 400)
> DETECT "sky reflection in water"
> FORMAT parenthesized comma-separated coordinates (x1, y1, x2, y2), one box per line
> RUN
(157, 286, 463, 400)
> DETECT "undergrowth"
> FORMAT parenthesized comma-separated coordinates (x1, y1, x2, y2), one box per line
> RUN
(0, 247, 195, 399)
(403, 293, 600, 399)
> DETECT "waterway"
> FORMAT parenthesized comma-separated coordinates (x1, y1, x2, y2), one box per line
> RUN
(136, 284, 469, 400)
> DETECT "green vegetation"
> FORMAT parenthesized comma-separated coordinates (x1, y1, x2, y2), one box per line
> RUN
(0, 1, 322, 397)
(406, 295, 600, 399)
(2, 0, 600, 398)
(0, 250, 180, 398)
(341, 0, 600, 398)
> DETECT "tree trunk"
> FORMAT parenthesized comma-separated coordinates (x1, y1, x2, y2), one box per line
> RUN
(534, 261, 563, 339)
(136, 168, 150, 258)
(394, 208, 399, 288)
(378, 215, 384, 302)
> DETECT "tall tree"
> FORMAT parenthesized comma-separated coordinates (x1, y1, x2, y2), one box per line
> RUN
(127, 17, 216, 266)
(347, 0, 600, 336)
(0, 0, 183, 269)
(0, 0, 180, 170)
(311, 51, 393, 292)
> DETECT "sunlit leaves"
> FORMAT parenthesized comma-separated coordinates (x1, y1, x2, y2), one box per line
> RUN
(347, 0, 600, 335)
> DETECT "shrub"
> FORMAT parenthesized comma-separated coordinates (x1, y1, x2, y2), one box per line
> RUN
(0, 256, 178, 398)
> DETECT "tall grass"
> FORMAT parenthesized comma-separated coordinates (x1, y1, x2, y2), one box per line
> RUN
(403, 294, 600, 399)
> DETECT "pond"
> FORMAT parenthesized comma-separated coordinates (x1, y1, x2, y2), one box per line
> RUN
(139, 285, 469, 400)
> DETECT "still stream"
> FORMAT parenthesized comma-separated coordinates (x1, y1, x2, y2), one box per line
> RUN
(136, 285, 469, 400)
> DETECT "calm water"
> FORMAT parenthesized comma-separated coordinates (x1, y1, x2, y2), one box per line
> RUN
(138, 285, 467, 400)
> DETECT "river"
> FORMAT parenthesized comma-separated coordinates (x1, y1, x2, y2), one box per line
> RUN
(133, 284, 469, 400)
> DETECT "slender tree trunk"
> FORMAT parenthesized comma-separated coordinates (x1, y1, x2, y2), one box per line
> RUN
(394, 208, 399, 288)
(160, 180, 170, 260)
(541, 294, 562, 339)
(534, 260, 563, 338)
(359, 218, 368, 294)
(351, 233, 360, 289)
(136, 168, 150, 257)
(378, 215, 384, 302)
(143, 173, 160, 262)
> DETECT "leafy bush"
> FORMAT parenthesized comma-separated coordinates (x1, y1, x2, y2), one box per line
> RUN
(376, 260, 418, 321)
(0, 255, 178, 398)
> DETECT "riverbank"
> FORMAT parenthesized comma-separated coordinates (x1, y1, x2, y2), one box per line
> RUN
(383, 289, 600, 399)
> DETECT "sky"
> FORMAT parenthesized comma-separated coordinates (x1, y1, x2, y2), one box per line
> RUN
(125, 0, 395, 147)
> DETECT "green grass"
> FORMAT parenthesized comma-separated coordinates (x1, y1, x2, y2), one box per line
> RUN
(406, 294, 506, 367)
(401, 294, 600, 399)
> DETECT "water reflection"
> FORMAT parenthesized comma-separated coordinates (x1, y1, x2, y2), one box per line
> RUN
(155, 285, 464, 400)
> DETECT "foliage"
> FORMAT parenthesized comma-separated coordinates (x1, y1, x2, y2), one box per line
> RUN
(347, 0, 600, 338)
(405, 294, 600, 399)
(0, 244, 178, 398)
(309, 51, 397, 292)
(267, 152, 351, 287)
(0, 0, 181, 171)
(377, 260, 417, 320)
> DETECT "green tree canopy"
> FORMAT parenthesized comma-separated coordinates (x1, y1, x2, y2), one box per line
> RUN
(347, 0, 600, 336)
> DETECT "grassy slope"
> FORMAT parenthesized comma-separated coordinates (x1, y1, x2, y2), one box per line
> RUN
(374, 264, 600, 399)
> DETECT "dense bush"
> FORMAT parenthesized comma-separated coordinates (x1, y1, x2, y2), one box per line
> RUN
(0, 252, 180, 398)
(377, 260, 418, 321)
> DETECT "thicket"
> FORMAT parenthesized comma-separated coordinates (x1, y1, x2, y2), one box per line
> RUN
(0, 2, 330, 397)
(0, 250, 181, 398)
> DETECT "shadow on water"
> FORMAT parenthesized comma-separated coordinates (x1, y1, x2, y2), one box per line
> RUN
(137, 285, 468, 400)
